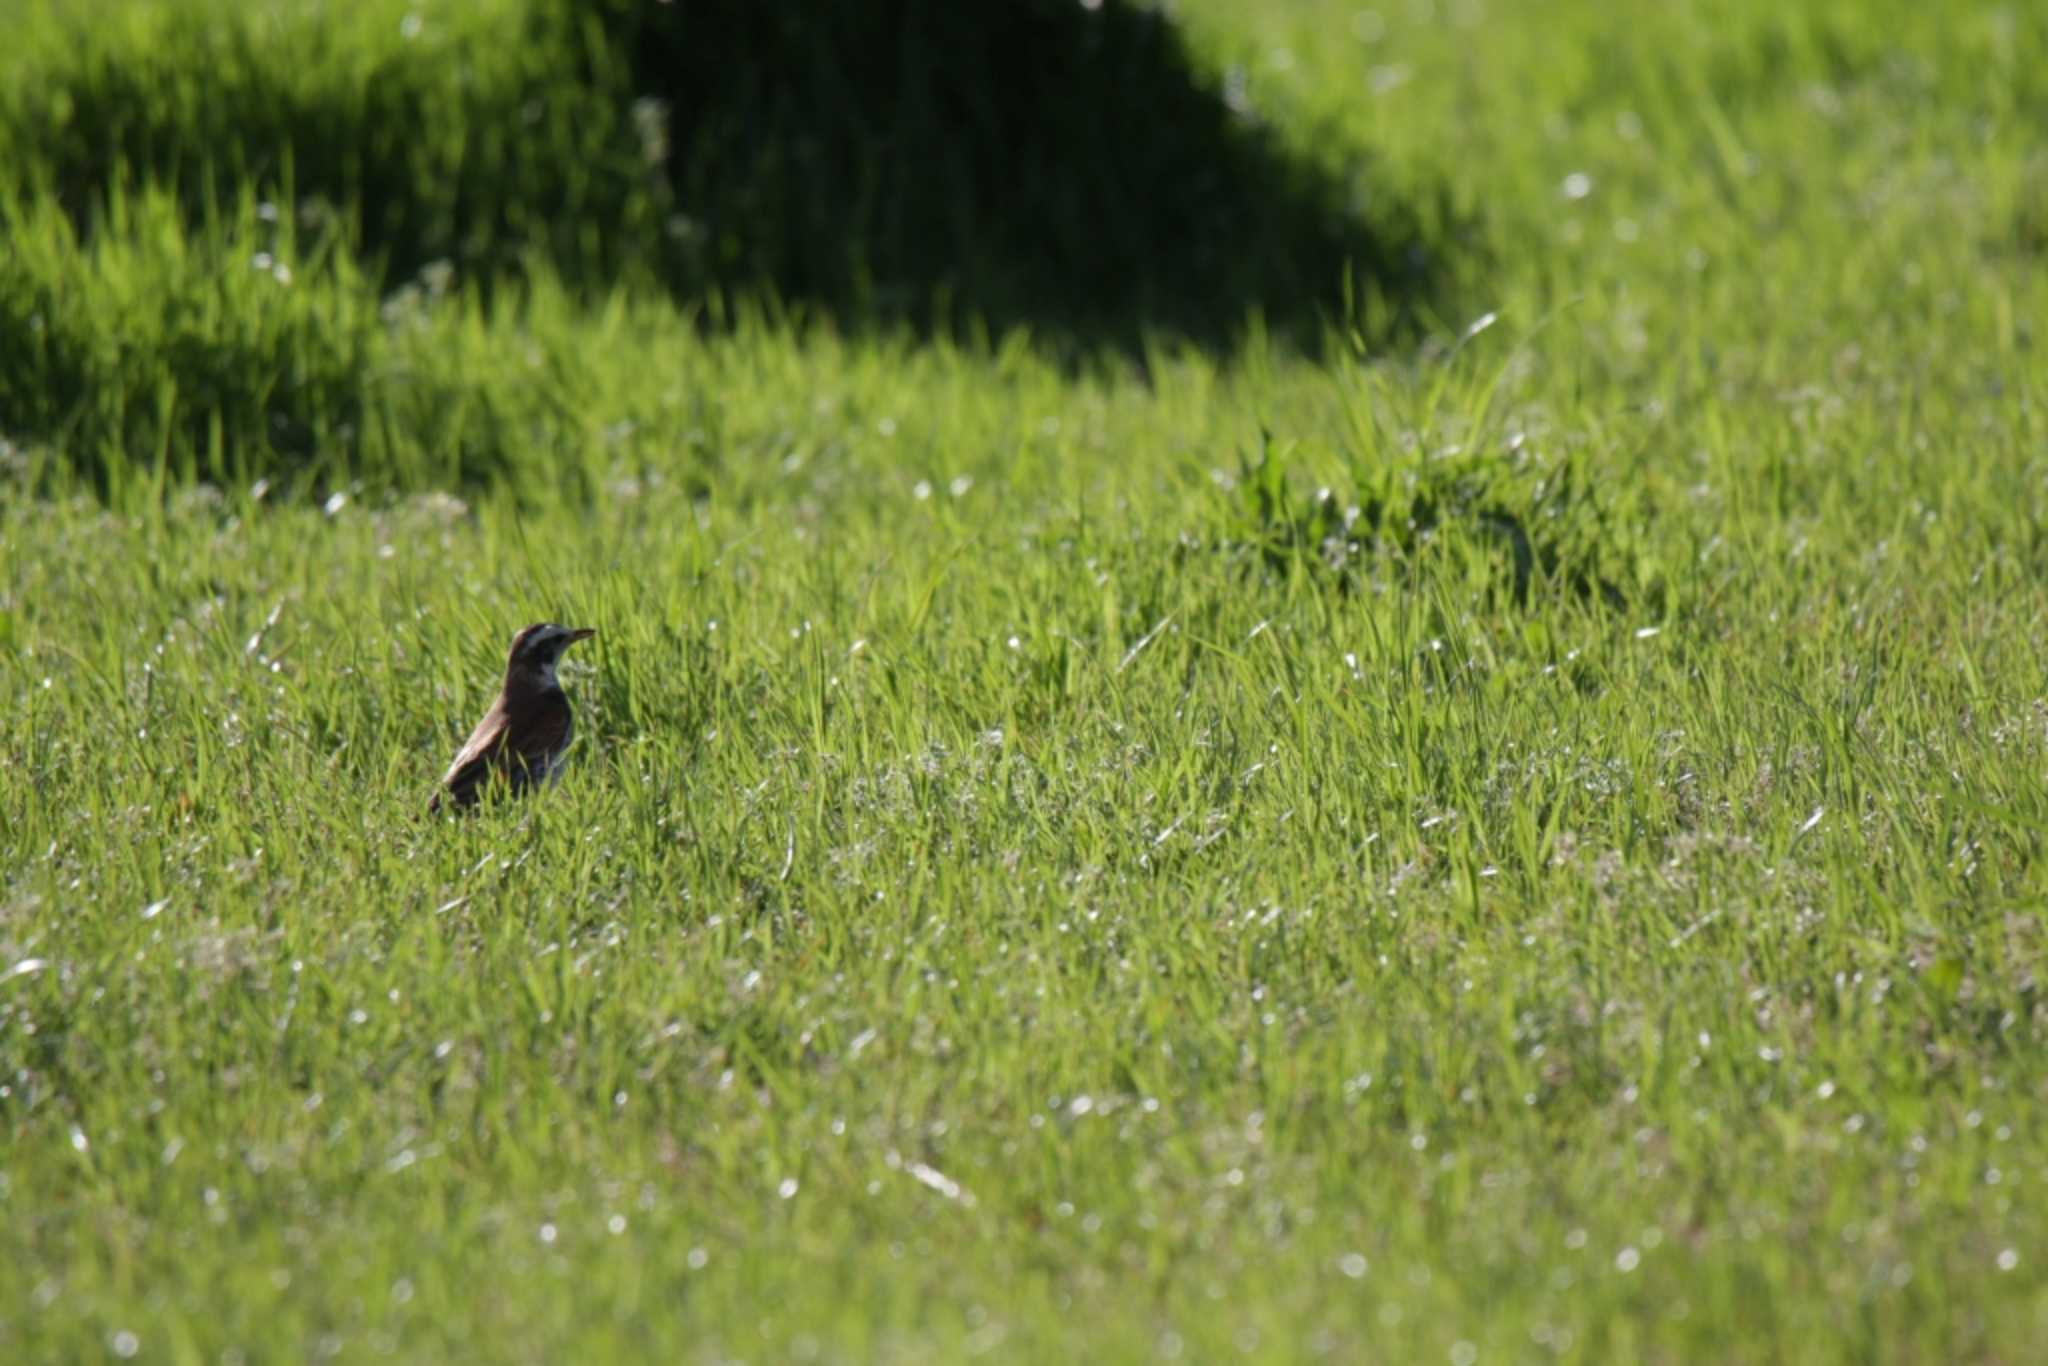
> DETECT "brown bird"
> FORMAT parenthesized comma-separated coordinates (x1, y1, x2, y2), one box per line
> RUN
(430, 623, 597, 813)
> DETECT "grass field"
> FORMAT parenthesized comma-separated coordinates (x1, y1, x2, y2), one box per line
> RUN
(4, 0, 2047, 1360)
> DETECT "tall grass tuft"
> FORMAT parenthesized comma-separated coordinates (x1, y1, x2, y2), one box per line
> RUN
(0, 186, 377, 497)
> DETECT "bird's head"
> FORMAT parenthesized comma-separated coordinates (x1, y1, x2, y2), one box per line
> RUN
(505, 622, 596, 691)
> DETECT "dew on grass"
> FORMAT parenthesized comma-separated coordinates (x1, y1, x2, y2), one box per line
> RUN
(905, 1161, 970, 1204)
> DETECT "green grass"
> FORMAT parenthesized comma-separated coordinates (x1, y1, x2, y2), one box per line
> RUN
(4, 0, 2048, 1360)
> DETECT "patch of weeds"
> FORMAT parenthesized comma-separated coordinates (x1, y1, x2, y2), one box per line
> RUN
(1205, 307, 1680, 613)
(1219, 425, 1672, 614)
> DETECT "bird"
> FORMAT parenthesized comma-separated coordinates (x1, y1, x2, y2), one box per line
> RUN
(430, 623, 597, 813)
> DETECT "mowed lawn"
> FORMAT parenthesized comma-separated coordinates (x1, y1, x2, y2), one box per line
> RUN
(3, 0, 2046, 1360)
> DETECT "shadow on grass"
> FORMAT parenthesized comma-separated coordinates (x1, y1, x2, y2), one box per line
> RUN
(595, 0, 1450, 356)
(11, 0, 1457, 360)
(0, 0, 1473, 494)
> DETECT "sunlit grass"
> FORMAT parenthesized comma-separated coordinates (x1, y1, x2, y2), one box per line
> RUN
(4, 0, 2047, 1361)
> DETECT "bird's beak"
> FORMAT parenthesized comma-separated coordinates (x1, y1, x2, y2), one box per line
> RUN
(567, 627, 597, 643)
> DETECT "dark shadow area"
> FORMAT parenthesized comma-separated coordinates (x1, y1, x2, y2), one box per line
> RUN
(8, 0, 1457, 360)
(593, 0, 1445, 354)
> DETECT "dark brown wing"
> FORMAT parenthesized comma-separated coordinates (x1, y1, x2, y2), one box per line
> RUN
(431, 694, 572, 811)
(433, 702, 511, 811)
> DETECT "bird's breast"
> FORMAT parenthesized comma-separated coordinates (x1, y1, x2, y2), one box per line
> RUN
(539, 714, 573, 783)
